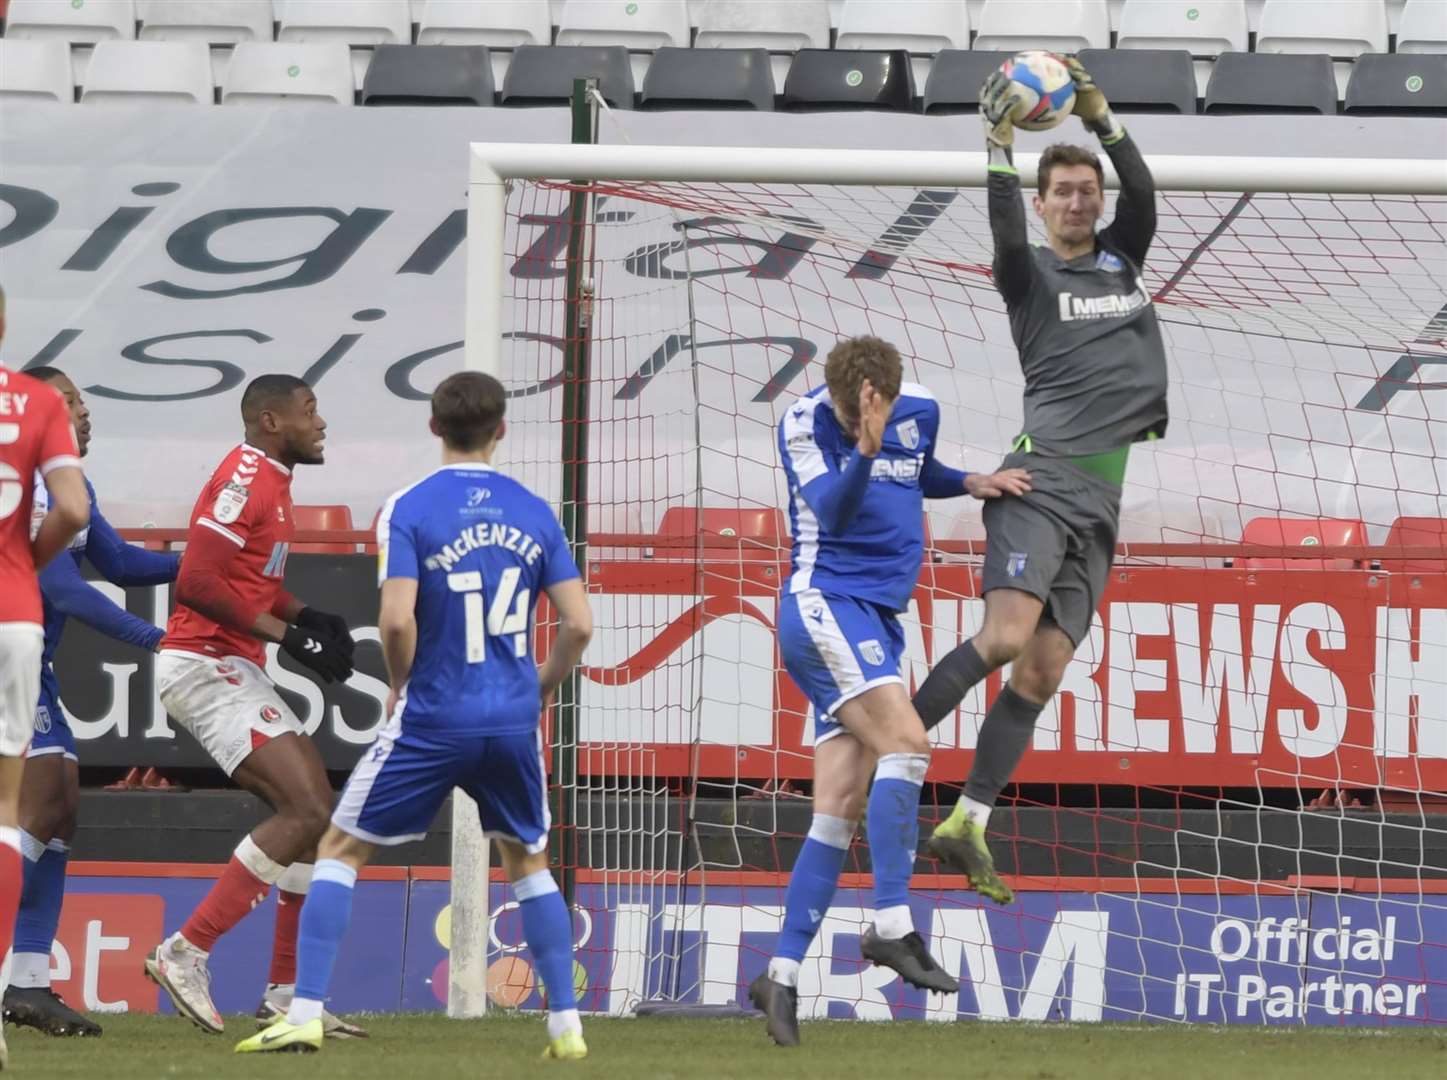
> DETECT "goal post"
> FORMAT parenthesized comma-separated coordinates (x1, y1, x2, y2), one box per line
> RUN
(459, 141, 1447, 1025)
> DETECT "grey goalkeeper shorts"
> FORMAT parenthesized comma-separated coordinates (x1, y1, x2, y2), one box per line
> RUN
(980, 451, 1121, 647)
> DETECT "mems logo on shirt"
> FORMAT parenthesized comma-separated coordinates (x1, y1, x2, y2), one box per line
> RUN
(1057, 281, 1152, 323)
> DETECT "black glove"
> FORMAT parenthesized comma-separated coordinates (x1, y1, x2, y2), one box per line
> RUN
(296, 607, 355, 658)
(281, 623, 353, 684)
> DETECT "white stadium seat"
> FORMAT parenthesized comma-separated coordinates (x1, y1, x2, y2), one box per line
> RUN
(5, 0, 137, 42)
(1116, 0, 1248, 55)
(138, 1, 275, 44)
(278, 0, 410, 89)
(1397, 0, 1447, 54)
(1256, 0, 1389, 57)
(81, 39, 213, 103)
(556, 0, 690, 50)
(694, 0, 830, 91)
(417, 0, 552, 87)
(835, 1, 970, 52)
(221, 40, 354, 103)
(0, 38, 73, 103)
(973, 0, 1111, 53)
(277, 0, 411, 45)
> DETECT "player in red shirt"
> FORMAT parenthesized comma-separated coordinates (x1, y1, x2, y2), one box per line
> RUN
(143, 374, 363, 1038)
(0, 285, 90, 1070)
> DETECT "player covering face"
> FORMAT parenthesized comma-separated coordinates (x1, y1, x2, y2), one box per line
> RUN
(237, 371, 595, 1060)
(144, 375, 366, 1039)
(750, 337, 1029, 1047)
(4, 369, 178, 1039)
(911, 56, 1169, 904)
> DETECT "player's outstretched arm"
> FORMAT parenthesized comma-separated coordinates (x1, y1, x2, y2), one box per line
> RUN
(1061, 54, 1157, 265)
(84, 504, 180, 587)
(39, 552, 164, 652)
(538, 577, 593, 707)
(978, 69, 1035, 308)
(33, 464, 88, 570)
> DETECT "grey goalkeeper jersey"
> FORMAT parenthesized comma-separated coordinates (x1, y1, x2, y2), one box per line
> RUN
(988, 134, 1169, 456)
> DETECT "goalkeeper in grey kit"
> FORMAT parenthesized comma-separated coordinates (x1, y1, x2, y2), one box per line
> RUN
(917, 56, 1169, 902)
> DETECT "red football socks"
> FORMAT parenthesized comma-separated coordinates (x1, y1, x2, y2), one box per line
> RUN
(269, 890, 304, 985)
(180, 854, 270, 953)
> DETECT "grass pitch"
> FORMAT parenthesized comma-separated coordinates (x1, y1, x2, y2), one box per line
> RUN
(7, 1012, 1444, 1080)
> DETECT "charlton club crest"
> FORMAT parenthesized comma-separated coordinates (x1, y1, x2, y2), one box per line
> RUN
(896, 419, 920, 450)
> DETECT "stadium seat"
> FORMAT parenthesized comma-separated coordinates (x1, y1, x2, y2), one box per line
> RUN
(417, 0, 552, 89)
(0, 38, 73, 103)
(973, 0, 1110, 52)
(640, 46, 774, 111)
(556, 0, 688, 85)
(556, 0, 689, 49)
(138, 0, 274, 84)
(293, 504, 356, 554)
(657, 506, 786, 560)
(1116, 0, 1248, 95)
(921, 49, 1011, 114)
(500, 44, 634, 108)
(1381, 516, 1447, 573)
(278, 0, 410, 88)
(782, 49, 914, 113)
(1345, 53, 1447, 114)
(1237, 516, 1367, 570)
(694, 0, 830, 91)
(361, 43, 494, 105)
(80, 39, 213, 103)
(1076, 49, 1196, 114)
(836, 1, 970, 90)
(5, 0, 136, 42)
(1257, 0, 1389, 57)
(1204, 52, 1337, 114)
(1397, 0, 1447, 53)
(221, 41, 354, 104)
(138, 0, 274, 44)
(1116, 0, 1248, 53)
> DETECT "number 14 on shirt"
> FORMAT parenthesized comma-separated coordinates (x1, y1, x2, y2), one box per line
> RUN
(448, 566, 530, 662)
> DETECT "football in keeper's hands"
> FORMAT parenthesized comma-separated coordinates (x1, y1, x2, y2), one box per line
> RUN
(997, 51, 1076, 132)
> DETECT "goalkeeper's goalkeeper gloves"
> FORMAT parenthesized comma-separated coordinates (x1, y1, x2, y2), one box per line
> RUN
(978, 68, 1020, 153)
(296, 606, 356, 658)
(1058, 54, 1125, 144)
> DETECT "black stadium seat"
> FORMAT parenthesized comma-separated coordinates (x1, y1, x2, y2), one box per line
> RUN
(500, 44, 635, 109)
(1204, 52, 1337, 115)
(640, 46, 774, 111)
(1345, 53, 1447, 116)
(921, 49, 1011, 115)
(782, 48, 914, 113)
(361, 45, 495, 106)
(1076, 48, 1196, 115)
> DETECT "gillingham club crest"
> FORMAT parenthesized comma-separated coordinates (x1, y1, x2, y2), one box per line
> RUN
(858, 639, 886, 666)
(896, 419, 919, 450)
(1007, 551, 1029, 578)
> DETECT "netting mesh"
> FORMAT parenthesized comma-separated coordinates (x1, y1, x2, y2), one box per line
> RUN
(494, 172, 1446, 1026)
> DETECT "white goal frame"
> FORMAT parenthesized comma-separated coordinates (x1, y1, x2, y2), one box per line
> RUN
(450, 142, 1447, 1018)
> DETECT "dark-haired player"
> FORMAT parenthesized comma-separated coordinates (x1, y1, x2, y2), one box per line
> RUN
(914, 57, 1169, 903)
(4, 367, 177, 1039)
(144, 375, 363, 1039)
(238, 371, 594, 1059)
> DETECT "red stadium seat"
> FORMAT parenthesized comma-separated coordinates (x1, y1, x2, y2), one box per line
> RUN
(1380, 517, 1447, 573)
(293, 503, 356, 553)
(657, 506, 786, 559)
(1237, 516, 1367, 569)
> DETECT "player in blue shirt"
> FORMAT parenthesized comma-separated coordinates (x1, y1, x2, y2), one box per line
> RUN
(3, 368, 178, 1038)
(750, 337, 1030, 1046)
(238, 371, 594, 1061)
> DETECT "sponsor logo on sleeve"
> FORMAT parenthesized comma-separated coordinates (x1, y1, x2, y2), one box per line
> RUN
(213, 482, 249, 525)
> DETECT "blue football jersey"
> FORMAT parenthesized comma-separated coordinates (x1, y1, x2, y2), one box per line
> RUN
(778, 382, 943, 612)
(377, 463, 579, 735)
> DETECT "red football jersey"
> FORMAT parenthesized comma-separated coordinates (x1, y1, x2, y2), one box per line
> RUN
(0, 366, 82, 624)
(164, 443, 294, 666)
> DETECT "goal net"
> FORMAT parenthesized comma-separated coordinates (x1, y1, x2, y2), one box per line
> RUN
(470, 143, 1447, 1027)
